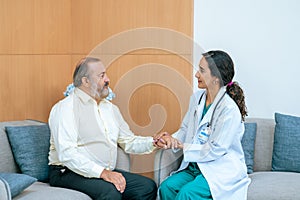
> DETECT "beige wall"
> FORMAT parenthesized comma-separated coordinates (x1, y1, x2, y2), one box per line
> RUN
(0, 0, 193, 178)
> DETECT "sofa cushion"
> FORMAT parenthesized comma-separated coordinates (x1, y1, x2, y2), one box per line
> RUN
(241, 122, 257, 174)
(248, 171, 300, 200)
(0, 172, 37, 198)
(245, 118, 275, 171)
(16, 182, 92, 200)
(0, 176, 11, 200)
(272, 112, 300, 172)
(0, 120, 45, 173)
(5, 124, 50, 182)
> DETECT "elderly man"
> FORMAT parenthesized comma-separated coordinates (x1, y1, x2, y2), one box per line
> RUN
(48, 57, 157, 200)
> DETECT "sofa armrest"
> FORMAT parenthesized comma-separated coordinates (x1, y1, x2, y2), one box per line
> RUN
(0, 177, 11, 200)
(154, 149, 183, 186)
(116, 146, 131, 172)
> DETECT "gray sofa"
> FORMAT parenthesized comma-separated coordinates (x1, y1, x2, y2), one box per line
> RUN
(0, 120, 131, 200)
(154, 118, 300, 200)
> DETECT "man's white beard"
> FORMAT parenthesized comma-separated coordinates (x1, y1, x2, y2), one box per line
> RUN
(100, 87, 109, 99)
(90, 82, 109, 99)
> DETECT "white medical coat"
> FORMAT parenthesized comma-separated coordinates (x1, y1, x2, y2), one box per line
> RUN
(172, 87, 250, 200)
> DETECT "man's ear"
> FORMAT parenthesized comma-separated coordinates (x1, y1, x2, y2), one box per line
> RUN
(81, 77, 89, 87)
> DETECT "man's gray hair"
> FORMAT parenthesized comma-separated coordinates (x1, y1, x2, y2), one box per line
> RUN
(73, 57, 101, 87)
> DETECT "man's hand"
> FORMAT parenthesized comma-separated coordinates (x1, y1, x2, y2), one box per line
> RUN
(100, 169, 126, 193)
(153, 132, 168, 148)
(153, 132, 183, 149)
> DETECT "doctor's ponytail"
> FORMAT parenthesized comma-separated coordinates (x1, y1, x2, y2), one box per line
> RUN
(226, 81, 247, 121)
(203, 50, 248, 121)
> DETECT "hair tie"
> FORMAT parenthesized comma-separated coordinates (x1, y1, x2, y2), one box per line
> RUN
(227, 81, 234, 87)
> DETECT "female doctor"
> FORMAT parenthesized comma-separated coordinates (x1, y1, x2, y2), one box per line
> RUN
(154, 50, 250, 200)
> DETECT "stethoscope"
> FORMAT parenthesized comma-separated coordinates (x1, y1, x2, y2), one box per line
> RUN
(198, 91, 226, 128)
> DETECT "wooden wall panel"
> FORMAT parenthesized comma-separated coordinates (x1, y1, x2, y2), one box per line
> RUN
(0, 0, 71, 54)
(71, 0, 193, 54)
(0, 55, 72, 121)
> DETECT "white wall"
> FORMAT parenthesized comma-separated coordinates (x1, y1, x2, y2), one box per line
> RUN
(194, 0, 300, 119)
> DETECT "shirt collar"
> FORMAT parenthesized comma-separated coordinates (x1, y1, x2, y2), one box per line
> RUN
(74, 87, 95, 104)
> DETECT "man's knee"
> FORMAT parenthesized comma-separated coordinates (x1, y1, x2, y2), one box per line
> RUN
(132, 177, 157, 200)
(146, 179, 157, 197)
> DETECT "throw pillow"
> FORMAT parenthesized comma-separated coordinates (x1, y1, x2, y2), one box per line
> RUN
(241, 122, 257, 174)
(272, 112, 300, 172)
(0, 173, 37, 198)
(5, 124, 50, 182)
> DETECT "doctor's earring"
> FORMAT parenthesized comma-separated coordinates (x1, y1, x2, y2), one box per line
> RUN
(213, 80, 218, 85)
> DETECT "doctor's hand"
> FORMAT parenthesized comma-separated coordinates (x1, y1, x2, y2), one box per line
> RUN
(153, 132, 183, 149)
(100, 169, 126, 193)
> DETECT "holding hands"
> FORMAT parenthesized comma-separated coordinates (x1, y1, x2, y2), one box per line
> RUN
(153, 132, 183, 149)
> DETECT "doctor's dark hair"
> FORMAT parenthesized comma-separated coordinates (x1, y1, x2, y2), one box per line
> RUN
(202, 50, 248, 121)
(73, 57, 101, 87)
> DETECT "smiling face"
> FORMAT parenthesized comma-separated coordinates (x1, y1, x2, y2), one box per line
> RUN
(195, 56, 217, 89)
